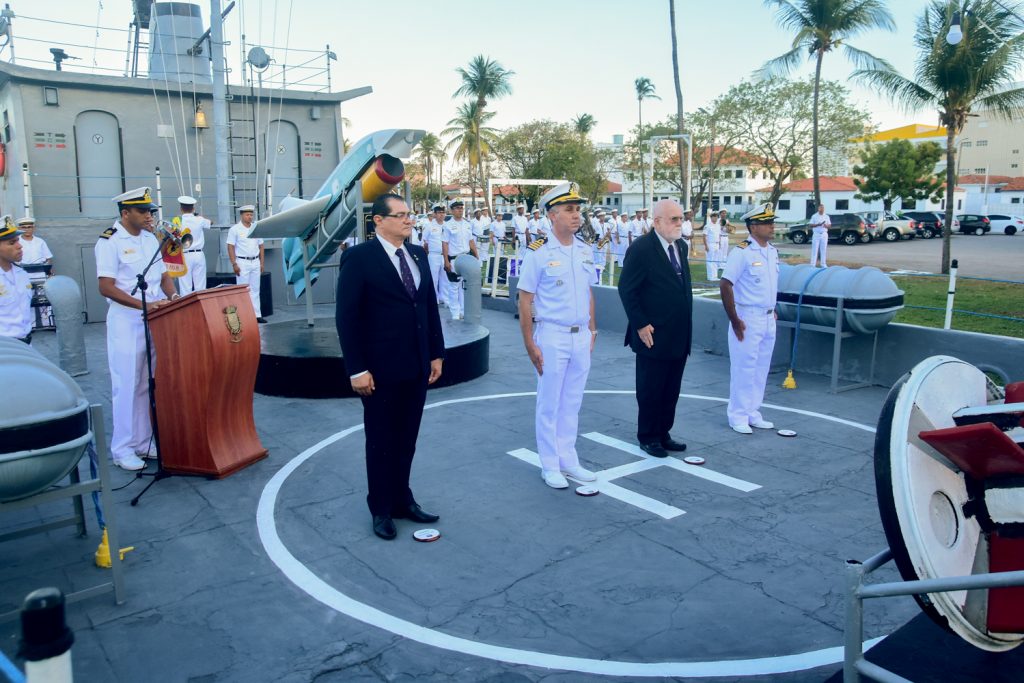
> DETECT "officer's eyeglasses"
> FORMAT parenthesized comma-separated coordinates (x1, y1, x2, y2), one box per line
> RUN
(383, 212, 412, 220)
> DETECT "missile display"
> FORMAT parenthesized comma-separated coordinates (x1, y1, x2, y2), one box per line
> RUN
(251, 128, 425, 298)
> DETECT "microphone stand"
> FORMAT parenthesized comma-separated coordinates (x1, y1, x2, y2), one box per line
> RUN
(130, 232, 175, 506)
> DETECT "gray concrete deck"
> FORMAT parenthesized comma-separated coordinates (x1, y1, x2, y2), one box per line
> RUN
(1, 305, 1021, 682)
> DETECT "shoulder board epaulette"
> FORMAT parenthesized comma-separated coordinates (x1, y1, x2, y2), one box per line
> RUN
(736, 239, 751, 249)
(527, 236, 548, 251)
(575, 233, 588, 244)
(99, 226, 117, 239)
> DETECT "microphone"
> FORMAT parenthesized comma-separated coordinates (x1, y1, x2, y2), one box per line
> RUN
(156, 221, 182, 246)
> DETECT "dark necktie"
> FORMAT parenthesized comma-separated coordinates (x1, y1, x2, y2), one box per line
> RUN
(667, 242, 683, 277)
(396, 248, 417, 298)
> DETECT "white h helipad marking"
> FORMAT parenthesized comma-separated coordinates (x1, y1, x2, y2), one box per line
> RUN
(507, 448, 684, 519)
(507, 432, 761, 519)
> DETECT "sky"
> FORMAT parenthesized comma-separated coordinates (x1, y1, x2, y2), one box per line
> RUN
(8, 1, 1001, 152)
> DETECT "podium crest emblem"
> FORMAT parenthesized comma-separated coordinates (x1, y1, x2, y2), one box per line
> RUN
(223, 305, 242, 343)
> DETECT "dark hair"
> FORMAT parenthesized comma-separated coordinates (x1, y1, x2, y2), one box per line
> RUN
(371, 193, 404, 218)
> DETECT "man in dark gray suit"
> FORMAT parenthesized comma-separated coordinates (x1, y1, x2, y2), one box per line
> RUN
(617, 199, 694, 458)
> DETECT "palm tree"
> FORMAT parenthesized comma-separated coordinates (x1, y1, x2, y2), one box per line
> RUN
(453, 55, 515, 210)
(854, 0, 1024, 273)
(669, 0, 688, 208)
(572, 113, 598, 137)
(634, 77, 660, 208)
(414, 132, 441, 200)
(442, 101, 499, 209)
(759, 0, 895, 207)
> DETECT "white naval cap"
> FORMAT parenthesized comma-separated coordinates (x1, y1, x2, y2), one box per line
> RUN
(113, 186, 158, 210)
(538, 181, 587, 211)
(238, 204, 256, 213)
(178, 195, 197, 205)
(15, 216, 35, 226)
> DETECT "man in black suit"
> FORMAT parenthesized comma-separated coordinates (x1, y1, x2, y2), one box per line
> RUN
(336, 193, 445, 540)
(617, 199, 693, 458)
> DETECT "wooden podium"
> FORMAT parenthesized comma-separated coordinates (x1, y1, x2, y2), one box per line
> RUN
(147, 285, 268, 478)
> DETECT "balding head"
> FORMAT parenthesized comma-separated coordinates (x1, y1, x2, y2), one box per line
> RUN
(652, 199, 684, 241)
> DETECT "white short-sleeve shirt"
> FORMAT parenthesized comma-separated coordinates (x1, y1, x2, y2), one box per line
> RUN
(0, 264, 32, 338)
(18, 236, 52, 265)
(423, 220, 445, 253)
(721, 239, 779, 309)
(443, 218, 474, 257)
(94, 222, 167, 309)
(179, 212, 212, 251)
(226, 222, 263, 257)
(517, 235, 594, 328)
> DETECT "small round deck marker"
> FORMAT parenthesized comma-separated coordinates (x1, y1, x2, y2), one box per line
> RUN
(413, 528, 441, 542)
(683, 456, 706, 465)
(777, 429, 797, 438)
(575, 485, 600, 497)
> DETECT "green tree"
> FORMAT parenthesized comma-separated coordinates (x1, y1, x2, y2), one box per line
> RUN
(414, 133, 443, 204)
(668, 0, 688, 205)
(759, 0, 895, 207)
(854, 0, 1024, 273)
(453, 55, 515, 210)
(717, 77, 868, 206)
(442, 101, 499, 210)
(490, 120, 606, 210)
(634, 77, 660, 206)
(572, 113, 598, 137)
(852, 139, 944, 210)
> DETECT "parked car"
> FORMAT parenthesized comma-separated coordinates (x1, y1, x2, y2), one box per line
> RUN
(858, 210, 916, 242)
(955, 214, 993, 235)
(788, 213, 867, 246)
(853, 211, 882, 242)
(985, 214, 1023, 235)
(900, 211, 947, 239)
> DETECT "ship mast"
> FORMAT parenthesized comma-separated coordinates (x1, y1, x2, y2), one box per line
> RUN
(209, 0, 232, 227)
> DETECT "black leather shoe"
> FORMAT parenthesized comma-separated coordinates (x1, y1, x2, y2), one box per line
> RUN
(393, 504, 439, 523)
(639, 442, 669, 458)
(256, 317, 268, 324)
(661, 438, 687, 452)
(372, 515, 397, 540)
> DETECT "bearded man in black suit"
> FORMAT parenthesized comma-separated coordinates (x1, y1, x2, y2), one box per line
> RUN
(617, 198, 694, 458)
(336, 193, 445, 540)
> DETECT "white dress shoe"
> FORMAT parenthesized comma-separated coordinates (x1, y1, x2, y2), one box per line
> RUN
(750, 419, 775, 429)
(113, 453, 146, 471)
(542, 470, 569, 489)
(730, 424, 753, 435)
(561, 465, 597, 482)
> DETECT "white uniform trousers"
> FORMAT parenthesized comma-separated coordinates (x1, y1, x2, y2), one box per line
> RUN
(427, 253, 446, 304)
(446, 254, 466, 319)
(810, 228, 828, 268)
(727, 306, 776, 427)
(533, 322, 591, 473)
(106, 305, 153, 461)
(705, 246, 721, 280)
(236, 258, 262, 317)
(178, 251, 207, 295)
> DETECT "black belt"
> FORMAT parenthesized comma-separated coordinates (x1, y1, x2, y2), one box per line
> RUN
(186, 249, 203, 253)
(238, 256, 259, 260)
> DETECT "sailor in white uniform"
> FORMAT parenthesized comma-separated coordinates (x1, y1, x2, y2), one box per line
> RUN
(0, 218, 33, 343)
(423, 204, 447, 304)
(95, 187, 178, 470)
(473, 207, 491, 261)
(176, 195, 211, 295)
(511, 204, 531, 274)
(615, 213, 633, 265)
(704, 213, 722, 281)
(516, 181, 598, 489)
(720, 203, 780, 435)
(681, 209, 694, 255)
(16, 217, 52, 282)
(226, 205, 266, 322)
(442, 200, 478, 320)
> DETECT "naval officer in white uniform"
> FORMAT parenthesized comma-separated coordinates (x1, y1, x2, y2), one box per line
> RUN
(95, 187, 178, 470)
(511, 204, 531, 274)
(226, 205, 266, 323)
(0, 218, 33, 344)
(176, 195, 211, 295)
(16, 217, 53, 281)
(442, 200, 478, 320)
(517, 181, 598, 489)
(720, 203, 780, 434)
(423, 204, 447, 305)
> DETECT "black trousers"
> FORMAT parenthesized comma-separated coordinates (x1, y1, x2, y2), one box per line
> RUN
(361, 376, 428, 516)
(635, 353, 688, 444)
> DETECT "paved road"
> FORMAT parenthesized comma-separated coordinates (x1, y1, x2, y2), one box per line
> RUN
(777, 231, 1023, 279)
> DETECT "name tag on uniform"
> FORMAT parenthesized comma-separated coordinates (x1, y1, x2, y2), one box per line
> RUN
(752, 261, 763, 266)
(547, 260, 561, 267)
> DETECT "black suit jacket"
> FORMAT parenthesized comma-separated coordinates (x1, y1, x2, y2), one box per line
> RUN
(335, 239, 445, 384)
(617, 231, 693, 359)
